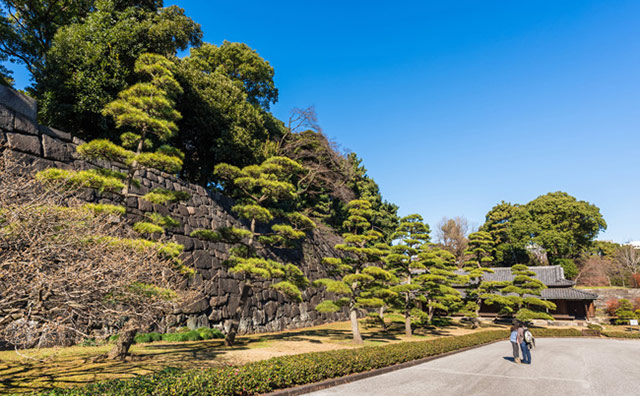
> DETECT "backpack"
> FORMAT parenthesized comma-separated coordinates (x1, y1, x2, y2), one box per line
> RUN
(524, 329, 533, 343)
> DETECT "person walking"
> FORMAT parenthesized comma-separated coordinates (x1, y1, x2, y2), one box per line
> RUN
(510, 322, 520, 363)
(518, 323, 531, 364)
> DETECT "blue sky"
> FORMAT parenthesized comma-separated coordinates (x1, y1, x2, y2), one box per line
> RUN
(6, 1, 640, 242)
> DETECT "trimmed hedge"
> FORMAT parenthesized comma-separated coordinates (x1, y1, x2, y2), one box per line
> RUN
(37, 328, 588, 396)
(529, 328, 582, 337)
(602, 330, 640, 339)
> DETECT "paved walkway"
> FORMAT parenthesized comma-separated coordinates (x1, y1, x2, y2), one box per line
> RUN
(306, 338, 640, 396)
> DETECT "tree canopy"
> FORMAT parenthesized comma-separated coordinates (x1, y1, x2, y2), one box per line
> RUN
(481, 192, 606, 266)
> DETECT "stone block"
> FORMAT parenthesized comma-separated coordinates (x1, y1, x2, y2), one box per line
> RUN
(181, 296, 209, 314)
(173, 234, 194, 251)
(210, 295, 228, 307)
(186, 313, 209, 329)
(0, 86, 37, 119)
(42, 134, 72, 161)
(6, 132, 41, 155)
(40, 125, 72, 141)
(220, 278, 238, 294)
(14, 112, 39, 135)
(0, 104, 14, 130)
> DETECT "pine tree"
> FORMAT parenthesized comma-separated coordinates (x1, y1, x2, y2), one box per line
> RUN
(192, 156, 315, 346)
(385, 214, 431, 336)
(314, 200, 394, 344)
(485, 264, 556, 321)
(416, 247, 465, 324)
(460, 231, 496, 328)
(102, 53, 183, 194)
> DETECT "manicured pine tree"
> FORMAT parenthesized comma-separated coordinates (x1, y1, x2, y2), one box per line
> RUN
(486, 264, 556, 321)
(461, 231, 496, 328)
(193, 156, 315, 346)
(34, 54, 190, 356)
(385, 214, 431, 336)
(314, 199, 394, 344)
(102, 53, 183, 194)
(416, 246, 465, 324)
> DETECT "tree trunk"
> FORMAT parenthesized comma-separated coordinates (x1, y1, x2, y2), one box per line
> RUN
(472, 298, 482, 329)
(350, 308, 363, 344)
(427, 305, 435, 325)
(379, 306, 386, 331)
(123, 130, 146, 197)
(404, 293, 412, 337)
(225, 282, 251, 346)
(107, 323, 138, 360)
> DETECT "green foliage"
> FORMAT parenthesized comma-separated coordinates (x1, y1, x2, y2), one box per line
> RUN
(346, 153, 399, 242)
(190, 229, 222, 242)
(485, 264, 556, 319)
(135, 151, 183, 174)
(82, 203, 126, 216)
(553, 258, 579, 280)
(602, 331, 640, 339)
(77, 139, 134, 163)
(481, 193, 607, 265)
(145, 212, 180, 228)
(614, 299, 638, 324)
(196, 327, 224, 340)
(38, 1, 201, 138)
(40, 329, 589, 396)
(133, 221, 164, 235)
(188, 41, 278, 110)
(0, 0, 95, 78)
(134, 332, 163, 344)
(35, 168, 125, 193)
(160, 330, 202, 342)
(515, 308, 554, 321)
(143, 188, 190, 204)
(315, 200, 394, 342)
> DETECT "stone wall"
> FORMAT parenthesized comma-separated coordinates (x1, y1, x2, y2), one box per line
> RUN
(0, 87, 348, 335)
(580, 288, 640, 314)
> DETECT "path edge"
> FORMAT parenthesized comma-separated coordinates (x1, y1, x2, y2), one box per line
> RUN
(262, 338, 505, 396)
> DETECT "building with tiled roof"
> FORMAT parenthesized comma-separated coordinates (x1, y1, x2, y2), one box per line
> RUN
(460, 265, 597, 320)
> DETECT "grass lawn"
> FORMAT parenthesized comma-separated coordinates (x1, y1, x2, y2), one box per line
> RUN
(0, 317, 506, 394)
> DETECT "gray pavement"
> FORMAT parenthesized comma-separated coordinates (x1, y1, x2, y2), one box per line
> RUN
(305, 338, 640, 396)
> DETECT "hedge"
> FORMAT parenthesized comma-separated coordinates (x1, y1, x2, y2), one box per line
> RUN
(602, 330, 640, 339)
(35, 328, 587, 396)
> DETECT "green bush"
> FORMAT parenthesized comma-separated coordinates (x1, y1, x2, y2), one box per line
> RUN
(134, 332, 164, 344)
(37, 328, 588, 396)
(529, 328, 582, 337)
(587, 323, 603, 331)
(602, 330, 640, 339)
(197, 327, 224, 340)
(161, 330, 203, 342)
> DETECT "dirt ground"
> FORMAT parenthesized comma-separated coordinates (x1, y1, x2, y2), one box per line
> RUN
(0, 318, 507, 394)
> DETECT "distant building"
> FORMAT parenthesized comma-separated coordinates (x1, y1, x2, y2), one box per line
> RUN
(458, 265, 597, 320)
(627, 241, 640, 248)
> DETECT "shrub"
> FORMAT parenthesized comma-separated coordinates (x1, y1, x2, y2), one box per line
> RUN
(134, 332, 164, 344)
(197, 327, 224, 340)
(614, 299, 637, 324)
(40, 328, 590, 396)
(602, 331, 640, 339)
(605, 298, 620, 316)
(634, 298, 640, 311)
(82, 203, 126, 216)
(133, 221, 164, 235)
(587, 323, 603, 331)
(161, 330, 203, 342)
(143, 188, 191, 204)
(553, 258, 579, 280)
(39, 328, 588, 396)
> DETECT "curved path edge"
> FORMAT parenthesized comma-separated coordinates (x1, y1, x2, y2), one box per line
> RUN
(262, 338, 505, 396)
